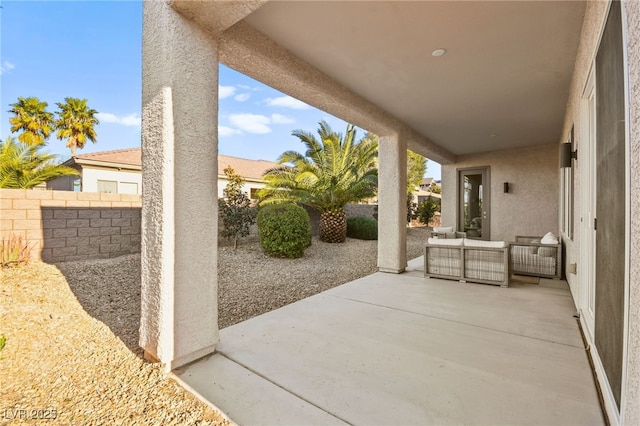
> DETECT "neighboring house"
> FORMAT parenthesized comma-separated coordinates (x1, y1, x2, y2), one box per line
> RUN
(413, 177, 441, 205)
(47, 148, 278, 197)
(415, 191, 441, 206)
(47, 148, 142, 194)
(418, 177, 435, 192)
(217, 155, 278, 201)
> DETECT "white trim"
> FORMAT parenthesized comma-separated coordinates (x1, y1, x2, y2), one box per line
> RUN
(579, 64, 597, 339)
(620, 0, 632, 419)
(580, 314, 621, 424)
(69, 158, 142, 171)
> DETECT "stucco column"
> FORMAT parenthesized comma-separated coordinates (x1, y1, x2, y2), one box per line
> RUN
(377, 133, 407, 273)
(140, 0, 219, 370)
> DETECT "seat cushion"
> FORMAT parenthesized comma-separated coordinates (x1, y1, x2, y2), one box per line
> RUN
(463, 239, 506, 249)
(427, 237, 464, 246)
(433, 226, 453, 233)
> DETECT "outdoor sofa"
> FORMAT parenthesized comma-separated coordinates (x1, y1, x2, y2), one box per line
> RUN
(430, 226, 467, 239)
(424, 237, 509, 287)
(509, 234, 562, 279)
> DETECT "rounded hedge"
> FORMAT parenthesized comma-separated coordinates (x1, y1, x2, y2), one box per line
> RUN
(257, 203, 312, 258)
(346, 216, 378, 240)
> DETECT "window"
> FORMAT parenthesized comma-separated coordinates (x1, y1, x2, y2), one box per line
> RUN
(97, 180, 117, 193)
(119, 182, 139, 195)
(250, 188, 260, 200)
(72, 177, 81, 192)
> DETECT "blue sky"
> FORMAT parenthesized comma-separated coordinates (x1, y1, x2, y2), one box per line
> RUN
(0, 0, 441, 180)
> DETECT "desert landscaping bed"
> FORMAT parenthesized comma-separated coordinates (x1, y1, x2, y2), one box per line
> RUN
(218, 227, 430, 328)
(1, 227, 429, 424)
(1, 258, 230, 425)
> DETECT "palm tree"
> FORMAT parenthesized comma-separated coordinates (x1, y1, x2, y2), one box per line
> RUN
(8, 96, 54, 146)
(260, 121, 378, 243)
(54, 97, 99, 156)
(0, 137, 79, 189)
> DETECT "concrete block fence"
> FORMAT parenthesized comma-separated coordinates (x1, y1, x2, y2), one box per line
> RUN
(1, 189, 383, 261)
(0, 189, 142, 263)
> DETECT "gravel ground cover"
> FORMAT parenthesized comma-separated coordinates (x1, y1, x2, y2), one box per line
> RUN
(1, 226, 429, 424)
(219, 226, 430, 328)
(1, 259, 230, 425)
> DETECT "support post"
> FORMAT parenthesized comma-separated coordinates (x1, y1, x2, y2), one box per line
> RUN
(140, 0, 219, 370)
(377, 133, 407, 273)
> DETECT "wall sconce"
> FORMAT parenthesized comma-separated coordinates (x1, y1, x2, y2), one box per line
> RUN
(561, 142, 578, 168)
(503, 182, 509, 193)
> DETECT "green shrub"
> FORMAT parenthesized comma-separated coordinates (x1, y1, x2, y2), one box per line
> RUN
(257, 203, 312, 258)
(347, 216, 378, 240)
(1, 234, 31, 268)
(218, 166, 257, 249)
(417, 198, 441, 226)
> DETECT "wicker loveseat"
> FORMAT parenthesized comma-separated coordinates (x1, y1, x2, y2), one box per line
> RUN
(509, 235, 562, 279)
(430, 226, 466, 239)
(424, 238, 509, 287)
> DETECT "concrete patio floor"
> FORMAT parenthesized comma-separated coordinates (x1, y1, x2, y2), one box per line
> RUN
(174, 257, 605, 425)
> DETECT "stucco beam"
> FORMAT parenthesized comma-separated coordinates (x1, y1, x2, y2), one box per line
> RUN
(219, 21, 455, 165)
(170, 0, 268, 37)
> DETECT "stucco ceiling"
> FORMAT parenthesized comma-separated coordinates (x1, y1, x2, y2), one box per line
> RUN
(239, 1, 586, 157)
(172, 1, 586, 158)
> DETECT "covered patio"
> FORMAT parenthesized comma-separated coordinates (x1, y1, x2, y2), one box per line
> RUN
(175, 258, 603, 425)
(140, 1, 640, 423)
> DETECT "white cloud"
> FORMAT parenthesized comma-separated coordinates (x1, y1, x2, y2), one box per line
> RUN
(265, 96, 310, 110)
(219, 85, 236, 99)
(219, 125, 241, 136)
(120, 113, 142, 126)
(0, 60, 15, 75)
(228, 113, 272, 134)
(234, 93, 251, 102)
(97, 112, 141, 127)
(271, 113, 295, 124)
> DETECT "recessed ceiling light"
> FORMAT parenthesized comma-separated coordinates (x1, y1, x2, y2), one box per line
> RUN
(432, 48, 447, 57)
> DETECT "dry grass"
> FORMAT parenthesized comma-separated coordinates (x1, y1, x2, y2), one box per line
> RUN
(0, 262, 230, 425)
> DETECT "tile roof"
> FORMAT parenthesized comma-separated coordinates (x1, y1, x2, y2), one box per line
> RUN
(218, 155, 279, 180)
(75, 148, 142, 166)
(72, 148, 279, 180)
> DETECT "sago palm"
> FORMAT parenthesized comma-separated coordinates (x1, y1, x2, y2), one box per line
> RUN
(55, 97, 99, 157)
(0, 137, 79, 189)
(260, 121, 378, 243)
(8, 96, 54, 146)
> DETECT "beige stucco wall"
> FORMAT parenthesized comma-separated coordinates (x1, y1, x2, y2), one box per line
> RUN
(556, 1, 640, 422)
(558, 0, 609, 301)
(623, 0, 640, 423)
(441, 144, 559, 243)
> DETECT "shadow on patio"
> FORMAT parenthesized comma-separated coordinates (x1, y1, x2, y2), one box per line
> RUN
(175, 257, 604, 425)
